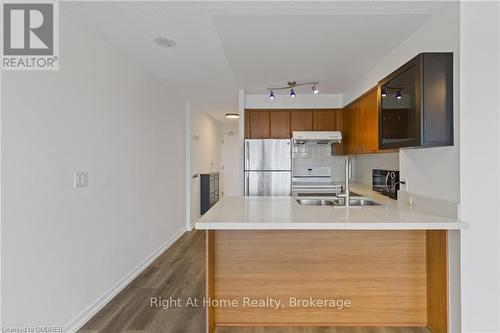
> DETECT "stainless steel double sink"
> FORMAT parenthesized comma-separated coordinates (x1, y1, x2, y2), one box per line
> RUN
(347, 198, 384, 206)
(296, 196, 383, 207)
(296, 199, 339, 206)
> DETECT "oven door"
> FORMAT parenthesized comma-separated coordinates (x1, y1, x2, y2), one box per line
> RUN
(292, 182, 342, 197)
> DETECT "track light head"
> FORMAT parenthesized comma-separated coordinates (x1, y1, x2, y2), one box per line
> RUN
(269, 90, 275, 100)
(312, 85, 319, 95)
(381, 89, 387, 97)
(290, 88, 296, 98)
(396, 90, 402, 100)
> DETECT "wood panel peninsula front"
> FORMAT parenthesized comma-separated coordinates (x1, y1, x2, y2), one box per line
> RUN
(196, 195, 467, 333)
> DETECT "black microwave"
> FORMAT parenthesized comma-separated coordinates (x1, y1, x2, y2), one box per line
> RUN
(372, 169, 400, 199)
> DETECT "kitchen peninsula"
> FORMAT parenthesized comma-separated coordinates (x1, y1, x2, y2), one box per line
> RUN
(196, 187, 466, 333)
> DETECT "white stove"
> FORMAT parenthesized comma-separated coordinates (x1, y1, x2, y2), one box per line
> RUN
(292, 166, 343, 197)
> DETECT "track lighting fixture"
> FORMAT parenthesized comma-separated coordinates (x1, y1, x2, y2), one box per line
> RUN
(396, 90, 402, 100)
(266, 81, 319, 99)
(381, 89, 387, 97)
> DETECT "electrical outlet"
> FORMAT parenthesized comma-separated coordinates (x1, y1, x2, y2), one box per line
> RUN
(74, 172, 88, 188)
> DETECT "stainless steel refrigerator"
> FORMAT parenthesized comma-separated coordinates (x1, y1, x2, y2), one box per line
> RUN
(244, 139, 291, 196)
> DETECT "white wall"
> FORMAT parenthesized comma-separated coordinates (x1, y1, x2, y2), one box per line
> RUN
(220, 123, 241, 196)
(344, 4, 461, 203)
(1, 8, 186, 331)
(354, 153, 399, 185)
(460, 2, 500, 332)
(190, 109, 221, 226)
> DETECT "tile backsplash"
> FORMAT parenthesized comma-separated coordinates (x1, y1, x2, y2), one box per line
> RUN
(292, 144, 346, 181)
(292, 144, 399, 184)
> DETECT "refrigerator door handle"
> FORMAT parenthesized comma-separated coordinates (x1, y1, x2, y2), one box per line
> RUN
(245, 172, 249, 196)
(245, 140, 250, 170)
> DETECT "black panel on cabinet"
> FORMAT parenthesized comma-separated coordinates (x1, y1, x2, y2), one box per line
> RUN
(378, 53, 453, 149)
(200, 173, 219, 215)
(422, 54, 454, 146)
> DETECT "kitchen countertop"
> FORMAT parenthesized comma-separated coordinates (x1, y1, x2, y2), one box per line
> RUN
(195, 183, 468, 230)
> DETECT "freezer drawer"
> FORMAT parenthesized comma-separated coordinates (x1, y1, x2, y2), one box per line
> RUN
(245, 139, 291, 171)
(245, 171, 291, 196)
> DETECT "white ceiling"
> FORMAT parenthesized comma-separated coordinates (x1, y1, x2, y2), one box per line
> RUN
(64, 1, 453, 123)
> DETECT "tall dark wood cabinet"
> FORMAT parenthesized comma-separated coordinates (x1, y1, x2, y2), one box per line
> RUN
(200, 173, 219, 215)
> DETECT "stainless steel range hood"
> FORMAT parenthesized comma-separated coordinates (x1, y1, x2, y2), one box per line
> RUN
(292, 131, 342, 145)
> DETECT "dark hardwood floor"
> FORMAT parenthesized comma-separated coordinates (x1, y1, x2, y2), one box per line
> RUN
(78, 230, 431, 333)
(79, 230, 206, 333)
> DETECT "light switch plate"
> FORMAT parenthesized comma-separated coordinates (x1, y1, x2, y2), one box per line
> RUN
(74, 172, 88, 188)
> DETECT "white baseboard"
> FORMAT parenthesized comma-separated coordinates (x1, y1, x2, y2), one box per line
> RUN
(64, 227, 187, 333)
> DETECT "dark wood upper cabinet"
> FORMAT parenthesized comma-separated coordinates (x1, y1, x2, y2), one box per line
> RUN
(246, 109, 344, 142)
(341, 88, 389, 155)
(362, 90, 379, 153)
(290, 111, 313, 133)
(378, 52, 453, 149)
(270, 111, 291, 139)
(248, 110, 270, 139)
(313, 110, 337, 131)
(246, 110, 291, 139)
